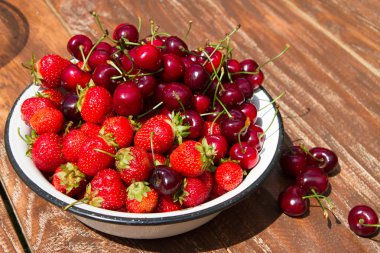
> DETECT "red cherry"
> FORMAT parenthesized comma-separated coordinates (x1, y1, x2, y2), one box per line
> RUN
(133, 44, 162, 71)
(348, 205, 379, 237)
(162, 82, 192, 111)
(229, 142, 259, 170)
(113, 82, 144, 116)
(247, 69, 264, 90)
(112, 23, 139, 49)
(67, 34, 93, 60)
(164, 36, 188, 57)
(184, 64, 210, 92)
(198, 47, 223, 74)
(160, 53, 184, 82)
(182, 110, 204, 139)
(61, 64, 91, 91)
(306, 147, 338, 174)
(280, 146, 308, 177)
(296, 167, 330, 194)
(136, 76, 158, 98)
(88, 50, 111, 70)
(192, 94, 211, 114)
(238, 102, 258, 123)
(202, 135, 228, 163)
(92, 63, 119, 91)
(278, 185, 309, 217)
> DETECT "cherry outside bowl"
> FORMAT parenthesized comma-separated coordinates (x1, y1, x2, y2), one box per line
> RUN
(5, 84, 283, 239)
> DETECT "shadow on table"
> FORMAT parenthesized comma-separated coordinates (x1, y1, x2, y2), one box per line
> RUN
(99, 133, 295, 252)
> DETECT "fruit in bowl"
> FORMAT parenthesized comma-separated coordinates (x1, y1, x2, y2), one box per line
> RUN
(5, 14, 284, 238)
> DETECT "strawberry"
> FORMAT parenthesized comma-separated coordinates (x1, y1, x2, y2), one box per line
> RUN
(71, 169, 126, 210)
(100, 116, 134, 148)
(113, 146, 152, 185)
(21, 97, 56, 124)
(156, 195, 182, 213)
(126, 181, 158, 213)
(52, 162, 87, 197)
(170, 140, 215, 177)
(32, 54, 71, 88)
(147, 153, 167, 166)
(36, 88, 64, 107)
(134, 113, 189, 154)
(202, 121, 221, 137)
(180, 177, 210, 208)
(210, 180, 227, 200)
(215, 161, 243, 191)
(77, 136, 116, 177)
(80, 122, 101, 137)
(199, 171, 214, 196)
(30, 107, 64, 134)
(62, 129, 88, 162)
(30, 133, 66, 173)
(77, 85, 113, 124)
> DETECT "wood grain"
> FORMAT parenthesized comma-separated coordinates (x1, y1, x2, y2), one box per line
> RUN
(0, 0, 379, 252)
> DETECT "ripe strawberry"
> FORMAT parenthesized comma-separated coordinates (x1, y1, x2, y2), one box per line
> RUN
(126, 181, 158, 213)
(100, 116, 134, 148)
(210, 180, 227, 199)
(30, 133, 66, 173)
(202, 121, 221, 137)
(215, 161, 243, 191)
(77, 85, 113, 124)
(156, 195, 182, 213)
(180, 177, 210, 208)
(30, 107, 64, 134)
(21, 97, 56, 124)
(134, 113, 189, 154)
(36, 88, 64, 107)
(114, 146, 152, 185)
(33, 54, 71, 88)
(62, 129, 88, 162)
(199, 171, 214, 196)
(80, 122, 101, 137)
(77, 169, 126, 210)
(52, 162, 87, 197)
(147, 153, 167, 166)
(170, 140, 215, 177)
(77, 136, 116, 177)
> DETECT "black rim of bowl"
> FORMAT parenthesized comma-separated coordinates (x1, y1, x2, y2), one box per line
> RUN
(5, 84, 284, 226)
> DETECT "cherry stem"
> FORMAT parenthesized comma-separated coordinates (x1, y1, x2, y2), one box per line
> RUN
(210, 110, 225, 135)
(81, 34, 107, 71)
(63, 197, 88, 211)
(93, 148, 116, 158)
(238, 124, 249, 152)
(258, 91, 285, 112)
(258, 105, 279, 140)
(184, 20, 193, 41)
(300, 144, 324, 163)
(215, 97, 232, 118)
(137, 101, 163, 119)
(310, 189, 329, 219)
(358, 219, 380, 227)
(79, 45, 86, 62)
(91, 12, 115, 42)
(150, 132, 157, 167)
(137, 16, 142, 33)
(258, 44, 290, 71)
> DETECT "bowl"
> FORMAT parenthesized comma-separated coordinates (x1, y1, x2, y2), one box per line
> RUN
(5, 84, 283, 239)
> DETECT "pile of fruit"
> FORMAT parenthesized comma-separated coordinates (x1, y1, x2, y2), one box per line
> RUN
(19, 14, 281, 213)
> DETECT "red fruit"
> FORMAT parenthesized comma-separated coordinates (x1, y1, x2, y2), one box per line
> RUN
(30, 107, 64, 134)
(61, 64, 91, 91)
(77, 136, 116, 177)
(34, 54, 71, 88)
(80, 122, 101, 137)
(155, 195, 182, 213)
(62, 129, 88, 162)
(170, 140, 215, 177)
(199, 171, 214, 196)
(181, 177, 210, 208)
(52, 162, 87, 197)
(114, 146, 152, 185)
(78, 86, 113, 124)
(82, 169, 126, 210)
(100, 116, 134, 148)
(147, 153, 167, 166)
(133, 44, 162, 71)
(126, 181, 158, 213)
(31, 133, 66, 173)
(210, 180, 227, 199)
(36, 89, 64, 107)
(21, 97, 56, 124)
(215, 162, 243, 191)
(229, 142, 259, 170)
(134, 114, 189, 154)
(202, 121, 221, 137)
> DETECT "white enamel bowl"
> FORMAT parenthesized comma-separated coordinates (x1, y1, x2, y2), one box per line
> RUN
(5, 84, 283, 239)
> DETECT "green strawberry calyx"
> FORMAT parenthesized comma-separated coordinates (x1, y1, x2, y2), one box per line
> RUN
(57, 162, 86, 195)
(76, 79, 95, 112)
(127, 181, 151, 202)
(17, 128, 38, 157)
(114, 147, 134, 171)
(196, 138, 217, 171)
(168, 111, 190, 145)
(173, 178, 188, 205)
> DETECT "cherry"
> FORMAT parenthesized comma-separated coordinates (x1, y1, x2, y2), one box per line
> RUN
(181, 57, 194, 70)
(202, 135, 228, 163)
(234, 77, 254, 99)
(95, 41, 113, 53)
(149, 165, 183, 195)
(296, 167, 330, 194)
(348, 205, 379, 237)
(280, 146, 308, 177)
(164, 36, 188, 57)
(160, 53, 184, 82)
(67, 34, 93, 60)
(240, 59, 259, 73)
(133, 44, 162, 71)
(136, 75, 158, 98)
(247, 69, 264, 90)
(113, 82, 144, 116)
(205, 103, 223, 122)
(62, 93, 81, 122)
(226, 59, 241, 76)
(152, 83, 166, 104)
(120, 54, 137, 74)
(278, 185, 309, 217)
(88, 50, 111, 70)
(61, 64, 91, 91)
(219, 83, 245, 108)
(162, 82, 192, 110)
(229, 142, 259, 170)
(238, 102, 257, 123)
(198, 47, 223, 74)
(92, 63, 119, 91)
(306, 147, 338, 174)
(192, 94, 211, 114)
(220, 109, 248, 144)
(182, 110, 204, 139)
(242, 124, 264, 151)
(112, 23, 139, 49)
(184, 64, 210, 92)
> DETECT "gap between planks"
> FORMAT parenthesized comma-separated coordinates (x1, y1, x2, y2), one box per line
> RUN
(44, 0, 73, 35)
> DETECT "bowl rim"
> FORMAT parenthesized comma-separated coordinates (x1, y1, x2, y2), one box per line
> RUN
(5, 84, 284, 226)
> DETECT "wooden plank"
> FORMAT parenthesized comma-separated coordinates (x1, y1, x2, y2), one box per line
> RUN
(0, 0, 379, 252)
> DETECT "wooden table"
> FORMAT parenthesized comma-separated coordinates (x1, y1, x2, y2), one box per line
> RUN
(1, 0, 379, 252)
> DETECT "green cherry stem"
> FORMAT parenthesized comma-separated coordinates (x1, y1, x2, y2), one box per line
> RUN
(137, 16, 142, 33)
(300, 144, 324, 163)
(258, 105, 279, 140)
(150, 132, 156, 167)
(358, 219, 380, 227)
(81, 34, 107, 71)
(184, 20, 193, 41)
(216, 96, 232, 118)
(258, 91, 285, 112)
(137, 101, 163, 119)
(258, 44, 290, 71)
